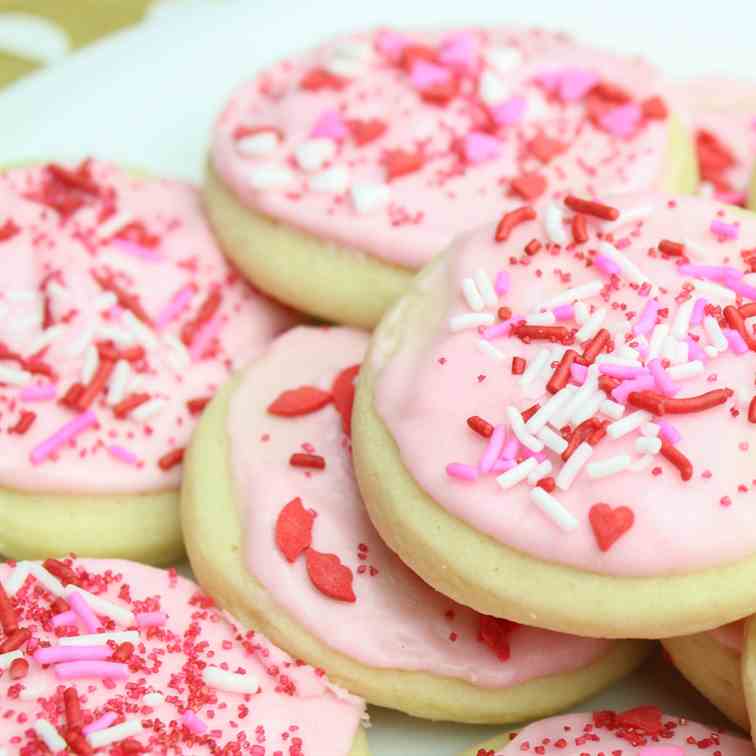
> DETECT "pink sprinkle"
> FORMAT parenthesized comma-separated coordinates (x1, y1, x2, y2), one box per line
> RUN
(482, 322, 511, 340)
(657, 420, 682, 445)
(30, 410, 97, 465)
(632, 299, 659, 336)
(82, 712, 118, 736)
(182, 710, 208, 736)
(717, 190, 747, 205)
(690, 297, 708, 327)
(410, 60, 451, 90)
(600, 103, 642, 138)
(612, 375, 656, 404)
(34, 645, 112, 665)
(479, 425, 507, 473)
(438, 31, 477, 72)
(54, 661, 128, 681)
(520, 447, 547, 462)
(50, 610, 78, 629)
(724, 328, 749, 354)
(155, 285, 195, 329)
(310, 109, 347, 141)
(595, 254, 621, 276)
(19, 383, 56, 402)
(463, 131, 500, 164)
(189, 315, 223, 362)
(375, 30, 407, 61)
(446, 463, 478, 481)
(501, 438, 519, 460)
(616, 237, 632, 250)
(647, 358, 681, 396)
(552, 304, 574, 321)
(68, 592, 101, 634)
(599, 364, 648, 380)
(536, 70, 562, 92)
(135, 611, 167, 628)
(490, 96, 527, 126)
(678, 263, 741, 282)
(687, 336, 707, 362)
(710, 218, 739, 240)
(725, 275, 756, 300)
(558, 68, 599, 101)
(570, 363, 588, 385)
(111, 238, 162, 262)
(492, 458, 516, 473)
(108, 445, 140, 466)
(494, 271, 510, 295)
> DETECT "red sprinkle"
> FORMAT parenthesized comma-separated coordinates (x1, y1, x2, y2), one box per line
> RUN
(9, 657, 28, 680)
(498, 306, 512, 321)
(158, 447, 184, 471)
(43, 559, 78, 586)
(0, 583, 19, 634)
(582, 328, 611, 363)
(275, 497, 315, 563)
(384, 149, 424, 181)
(523, 238, 542, 256)
(589, 503, 635, 552)
(60, 383, 85, 410)
(510, 173, 547, 201)
(76, 358, 115, 411)
(181, 289, 221, 347)
(305, 549, 355, 602)
(290, 453, 326, 470)
(660, 439, 693, 481)
(9, 411, 36, 435)
(64, 686, 83, 730)
(478, 615, 517, 662)
(186, 396, 211, 415)
(631, 389, 733, 416)
(112, 641, 134, 663)
(724, 305, 756, 351)
(749, 396, 756, 424)
(641, 96, 669, 120)
(347, 118, 387, 146)
(547, 349, 577, 394)
(564, 196, 619, 221)
(511, 356, 526, 375)
(300, 67, 348, 91)
(571, 214, 588, 244)
(537, 477, 556, 493)
(512, 324, 570, 343)
(0, 628, 30, 653)
(92, 272, 153, 327)
(521, 404, 540, 422)
(467, 415, 493, 438)
(331, 364, 360, 436)
(599, 375, 621, 394)
(495, 206, 536, 242)
(268, 386, 332, 417)
(0, 219, 20, 241)
(113, 393, 151, 419)
(658, 240, 685, 257)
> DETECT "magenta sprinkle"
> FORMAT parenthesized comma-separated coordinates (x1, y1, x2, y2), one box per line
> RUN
(501, 437, 520, 460)
(658, 419, 682, 445)
(490, 96, 527, 126)
(552, 304, 574, 321)
(482, 322, 511, 340)
(68, 591, 101, 634)
(599, 364, 648, 380)
(723, 328, 749, 355)
(155, 284, 195, 329)
(182, 710, 208, 736)
(710, 219, 739, 240)
(612, 375, 656, 404)
(54, 661, 129, 681)
(34, 645, 112, 665)
(82, 712, 118, 736)
(725, 275, 756, 300)
(632, 299, 659, 336)
(479, 425, 507, 474)
(107, 445, 140, 466)
(520, 448, 547, 462)
(647, 358, 681, 397)
(30, 410, 97, 465)
(446, 463, 478, 481)
(492, 458, 516, 473)
(570, 363, 588, 384)
(111, 238, 163, 262)
(595, 254, 621, 276)
(19, 383, 56, 402)
(50, 610, 78, 629)
(678, 263, 742, 282)
(686, 336, 707, 362)
(690, 297, 708, 327)
(135, 611, 168, 628)
(494, 270, 510, 295)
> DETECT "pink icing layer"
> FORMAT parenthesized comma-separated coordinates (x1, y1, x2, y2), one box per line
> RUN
(374, 194, 756, 577)
(0, 558, 364, 754)
(487, 711, 753, 754)
(227, 326, 611, 688)
(211, 28, 673, 269)
(709, 620, 745, 653)
(0, 162, 296, 495)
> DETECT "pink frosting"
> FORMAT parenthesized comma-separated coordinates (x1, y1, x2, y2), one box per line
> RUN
(0, 162, 296, 494)
(487, 711, 753, 754)
(374, 194, 756, 577)
(211, 28, 673, 269)
(227, 326, 612, 688)
(0, 558, 364, 753)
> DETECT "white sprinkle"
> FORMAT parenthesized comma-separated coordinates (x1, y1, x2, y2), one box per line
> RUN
(462, 278, 484, 312)
(496, 457, 539, 490)
(248, 166, 296, 190)
(598, 241, 651, 288)
(449, 312, 494, 332)
(3, 563, 30, 596)
(537, 426, 568, 455)
(527, 459, 553, 485)
(540, 280, 604, 311)
(474, 268, 498, 308)
(672, 298, 695, 340)
(122, 311, 157, 350)
(570, 391, 604, 426)
(704, 345, 719, 358)
(600, 399, 625, 420)
(28, 563, 65, 597)
(704, 315, 728, 352)
(20, 683, 51, 701)
(295, 138, 336, 172)
(333, 40, 373, 61)
(629, 454, 654, 471)
(544, 203, 568, 245)
(641, 422, 660, 437)
(87, 719, 142, 749)
(325, 53, 365, 77)
(95, 211, 134, 241)
(351, 182, 391, 214)
(59, 631, 139, 647)
(556, 442, 593, 491)
(661, 333, 681, 363)
(486, 45, 523, 73)
(479, 70, 509, 104)
(0, 650, 23, 670)
(28, 324, 64, 355)
(95, 291, 118, 312)
(603, 204, 653, 231)
(143, 692, 165, 707)
(309, 166, 350, 193)
(636, 436, 662, 455)
(519, 347, 551, 390)
(64, 586, 135, 626)
(529, 487, 578, 531)
(237, 131, 279, 157)
(576, 307, 606, 341)
(98, 325, 134, 347)
(106, 359, 131, 406)
(203, 666, 261, 694)
(556, 367, 599, 426)
(587, 454, 632, 479)
(163, 333, 190, 371)
(615, 343, 640, 361)
(526, 388, 574, 434)
(549, 383, 583, 429)
(34, 721, 66, 752)
(81, 345, 99, 384)
(607, 410, 651, 440)
(693, 279, 736, 304)
(526, 311, 557, 326)
(506, 406, 544, 452)
(477, 339, 505, 361)
(673, 339, 689, 365)
(595, 354, 642, 367)
(130, 398, 166, 423)
(47, 281, 69, 303)
(68, 323, 96, 356)
(0, 364, 31, 386)
(647, 323, 669, 361)
(573, 300, 590, 325)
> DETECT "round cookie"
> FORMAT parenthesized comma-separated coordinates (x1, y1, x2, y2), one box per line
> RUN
(0, 557, 368, 754)
(0, 160, 295, 564)
(206, 27, 697, 328)
(662, 622, 749, 731)
(181, 325, 649, 723)
(459, 709, 755, 755)
(353, 193, 756, 639)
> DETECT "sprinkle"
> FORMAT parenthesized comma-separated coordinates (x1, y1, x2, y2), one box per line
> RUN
(724, 328, 749, 354)
(34, 721, 67, 752)
(290, 453, 326, 469)
(351, 182, 391, 213)
(607, 410, 651, 440)
(710, 218, 739, 240)
(636, 436, 662, 455)
(490, 96, 527, 125)
(525, 389, 574, 434)
(87, 719, 142, 749)
(600, 102, 642, 137)
(574, 301, 590, 325)
(0, 364, 31, 385)
(55, 661, 128, 680)
(519, 347, 551, 390)
(598, 241, 652, 287)
(537, 426, 569, 455)
(690, 298, 707, 327)
(647, 323, 669, 361)
(155, 285, 195, 329)
(247, 166, 295, 190)
(540, 279, 604, 311)
(182, 710, 208, 735)
(647, 359, 680, 397)
(111, 238, 162, 262)
(572, 214, 588, 244)
(726, 275, 756, 300)
(467, 415, 493, 437)
(576, 307, 607, 341)
(693, 279, 737, 304)
(547, 349, 577, 394)
(0, 650, 23, 669)
(131, 398, 166, 422)
(658, 240, 685, 256)
(600, 363, 647, 380)
(68, 591, 101, 633)
(582, 328, 611, 363)
(158, 447, 184, 471)
(64, 587, 135, 626)
(135, 611, 167, 628)
(34, 645, 112, 664)
(95, 211, 134, 240)
(477, 339, 505, 361)
(555, 441, 593, 490)
(29, 409, 97, 465)
(494, 271, 510, 295)
(28, 324, 64, 355)
(461, 278, 484, 311)
(295, 138, 337, 172)
(703, 315, 728, 351)
(512, 324, 569, 343)
(82, 712, 118, 736)
(630, 299, 658, 337)
(463, 131, 501, 163)
(505, 406, 544, 452)
(564, 196, 619, 221)
(478, 425, 507, 474)
(19, 383, 56, 402)
(59, 630, 139, 648)
(105, 359, 131, 406)
(660, 438, 693, 481)
(600, 398, 626, 420)
(446, 463, 478, 481)
(203, 666, 260, 694)
(587, 454, 632, 479)
(749, 396, 756, 423)
(77, 358, 115, 409)
(543, 202, 568, 244)
(595, 254, 621, 276)
(496, 457, 538, 490)
(449, 312, 495, 332)
(474, 268, 498, 307)
(661, 421, 683, 444)
(529, 487, 578, 531)
(525, 311, 556, 326)
(495, 206, 536, 242)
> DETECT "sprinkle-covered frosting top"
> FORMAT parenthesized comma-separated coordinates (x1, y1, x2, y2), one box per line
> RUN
(374, 194, 756, 576)
(211, 27, 674, 269)
(0, 162, 295, 495)
(475, 709, 753, 755)
(0, 558, 364, 754)
(227, 326, 612, 688)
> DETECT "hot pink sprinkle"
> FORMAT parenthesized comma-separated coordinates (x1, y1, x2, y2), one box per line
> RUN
(612, 375, 656, 404)
(552, 304, 574, 321)
(108, 445, 140, 466)
(501, 438, 520, 460)
(595, 254, 621, 276)
(570, 363, 588, 384)
(135, 611, 168, 628)
(50, 610, 78, 629)
(310, 109, 347, 141)
(54, 661, 128, 681)
(375, 30, 407, 61)
(710, 218, 739, 240)
(19, 383, 56, 402)
(446, 462, 478, 481)
(410, 60, 451, 90)
(482, 322, 511, 340)
(678, 263, 741, 281)
(658, 419, 682, 444)
(190, 315, 224, 362)
(599, 364, 647, 380)
(156, 285, 195, 329)
(600, 103, 642, 138)
(632, 299, 659, 336)
(726, 275, 756, 300)
(479, 425, 507, 473)
(82, 712, 118, 736)
(690, 297, 708, 327)
(438, 31, 477, 72)
(494, 271, 510, 295)
(490, 96, 527, 125)
(687, 336, 707, 362)
(68, 592, 101, 634)
(557, 68, 599, 101)
(647, 358, 681, 396)
(724, 328, 749, 354)
(463, 131, 500, 164)
(34, 645, 112, 664)
(111, 239, 162, 262)
(30, 410, 97, 465)
(520, 447, 547, 462)
(182, 710, 208, 736)
(492, 458, 516, 473)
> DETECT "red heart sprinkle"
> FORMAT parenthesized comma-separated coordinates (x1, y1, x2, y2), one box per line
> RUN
(267, 386, 332, 417)
(589, 503, 635, 552)
(527, 132, 567, 164)
(592, 710, 617, 729)
(510, 173, 547, 201)
(347, 119, 387, 146)
(399, 44, 438, 71)
(275, 498, 315, 563)
(305, 549, 356, 602)
(331, 364, 360, 436)
(616, 705, 663, 735)
(383, 149, 425, 181)
(641, 96, 668, 121)
(419, 78, 459, 106)
(477, 614, 518, 662)
(300, 67, 349, 92)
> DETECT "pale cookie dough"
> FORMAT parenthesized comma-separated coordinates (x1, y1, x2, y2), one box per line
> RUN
(0, 557, 367, 754)
(353, 193, 756, 639)
(206, 27, 696, 328)
(181, 325, 649, 723)
(0, 161, 295, 564)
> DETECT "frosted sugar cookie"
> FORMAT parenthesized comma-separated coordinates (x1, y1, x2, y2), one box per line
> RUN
(459, 709, 754, 755)
(353, 193, 756, 638)
(0, 557, 368, 754)
(206, 27, 696, 328)
(181, 325, 649, 723)
(0, 161, 294, 564)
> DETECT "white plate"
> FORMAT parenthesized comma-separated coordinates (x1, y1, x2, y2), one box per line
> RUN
(0, 1, 751, 752)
